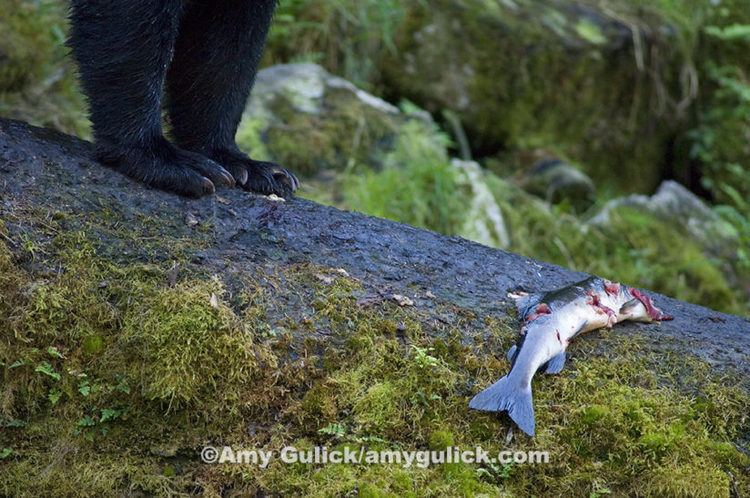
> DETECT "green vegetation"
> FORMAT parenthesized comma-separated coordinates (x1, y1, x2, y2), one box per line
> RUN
(1, 214, 748, 496)
(689, 12, 750, 286)
(491, 184, 743, 314)
(269, 0, 708, 190)
(0, 0, 88, 135)
(2, 3, 750, 491)
(340, 119, 468, 236)
(2, 0, 749, 316)
(266, 0, 406, 89)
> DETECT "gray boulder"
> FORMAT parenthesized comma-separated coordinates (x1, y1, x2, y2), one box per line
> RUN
(237, 63, 411, 176)
(589, 180, 738, 258)
(518, 158, 596, 211)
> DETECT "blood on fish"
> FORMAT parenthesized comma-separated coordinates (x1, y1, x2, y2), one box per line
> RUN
(586, 291, 616, 326)
(604, 280, 621, 296)
(630, 288, 674, 321)
(469, 276, 675, 436)
(586, 290, 597, 303)
(525, 303, 551, 322)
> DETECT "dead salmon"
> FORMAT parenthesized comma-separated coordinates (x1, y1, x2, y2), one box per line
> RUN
(469, 276, 673, 436)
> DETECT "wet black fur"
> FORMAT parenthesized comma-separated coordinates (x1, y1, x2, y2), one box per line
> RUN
(68, 0, 298, 198)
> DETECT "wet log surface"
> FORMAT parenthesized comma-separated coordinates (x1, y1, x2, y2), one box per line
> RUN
(1, 117, 749, 376)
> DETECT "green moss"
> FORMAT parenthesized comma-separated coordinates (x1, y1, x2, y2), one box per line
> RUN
(1, 211, 748, 497)
(428, 430, 455, 450)
(485, 175, 745, 315)
(238, 88, 401, 178)
(641, 464, 730, 498)
(0, 0, 88, 136)
(0, 223, 26, 326)
(118, 278, 269, 410)
(336, 120, 470, 236)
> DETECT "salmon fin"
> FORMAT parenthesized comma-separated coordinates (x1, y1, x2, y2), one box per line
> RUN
(544, 351, 566, 374)
(619, 298, 642, 315)
(515, 292, 544, 320)
(506, 345, 518, 363)
(570, 319, 589, 340)
(468, 377, 535, 436)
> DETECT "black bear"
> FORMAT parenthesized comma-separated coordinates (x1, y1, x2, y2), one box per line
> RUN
(68, 0, 298, 198)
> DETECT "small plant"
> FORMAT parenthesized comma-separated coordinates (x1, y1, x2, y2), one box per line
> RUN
(689, 20, 750, 288)
(34, 361, 60, 381)
(590, 480, 613, 498)
(268, 0, 407, 88)
(318, 423, 347, 438)
(410, 345, 439, 369)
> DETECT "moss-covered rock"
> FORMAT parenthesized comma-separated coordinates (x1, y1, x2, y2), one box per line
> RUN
(1, 119, 749, 496)
(0, 0, 88, 136)
(589, 180, 739, 261)
(377, 0, 699, 192)
(517, 158, 596, 212)
(238, 63, 407, 177)
(1, 220, 748, 496)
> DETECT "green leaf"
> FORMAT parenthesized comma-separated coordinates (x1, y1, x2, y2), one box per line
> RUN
(0, 448, 12, 459)
(575, 19, 607, 45)
(78, 382, 91, 397)
(47, 346, 64, 359)
(48, 389, 62, 405)
(318, 423, 347, 438)
(100, 408, 121, 423)
(705, 24, 750, 42)
(9, 360, 25, 369)
(35, 362, 61, 381)
(76, 416, 96, 428)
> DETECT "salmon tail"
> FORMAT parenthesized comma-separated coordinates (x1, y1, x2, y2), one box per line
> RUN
(469, 377, 535, 436)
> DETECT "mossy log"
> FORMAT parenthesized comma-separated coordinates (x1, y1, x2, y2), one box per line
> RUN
(2, 118, 747, 369)
(1, 117, 749, 496)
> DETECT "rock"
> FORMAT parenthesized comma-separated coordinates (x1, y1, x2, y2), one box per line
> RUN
(452, 159, 510, 248)
(518, 158, 595, 211)
(251, 63, 400, 117)
(237, 63, 417, 177)
(237, 63, 515, 252)
(588, 180, 738, 258)
(3, 117, 746, 360)
(1, 117, 749, 496)
(378, 0, 688, 192)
